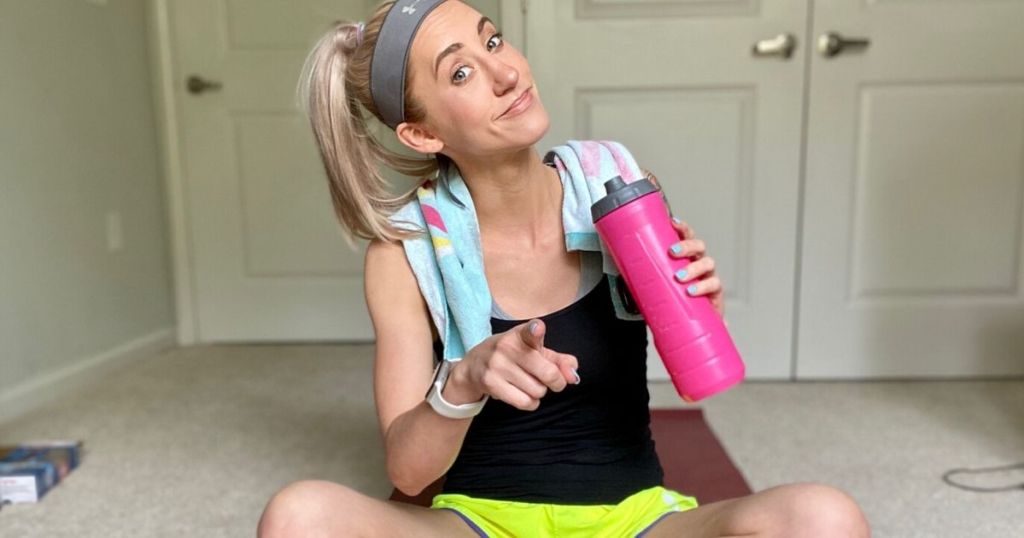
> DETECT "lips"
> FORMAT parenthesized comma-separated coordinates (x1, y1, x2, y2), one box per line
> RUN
(499, 86, 533, 119)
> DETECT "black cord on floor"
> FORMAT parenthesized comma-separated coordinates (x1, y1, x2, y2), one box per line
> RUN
(941, 461, 1024, 492)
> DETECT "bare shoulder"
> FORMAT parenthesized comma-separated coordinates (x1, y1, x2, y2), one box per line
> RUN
(364, 238, 437, 436)
(364, 240, 433, 329)
(364, 236, 415, 299)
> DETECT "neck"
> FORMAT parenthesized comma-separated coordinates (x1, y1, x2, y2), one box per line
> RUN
(450, 147, 562, 246)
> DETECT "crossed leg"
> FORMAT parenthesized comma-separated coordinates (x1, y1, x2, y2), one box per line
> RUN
(643, 482, 871, 538)
(257, 480, 479, 538)
(258, 480, 871, 537)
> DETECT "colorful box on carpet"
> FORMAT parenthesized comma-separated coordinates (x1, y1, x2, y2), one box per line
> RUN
(0, 440, 83, 504)
(0, 460, 58, 504)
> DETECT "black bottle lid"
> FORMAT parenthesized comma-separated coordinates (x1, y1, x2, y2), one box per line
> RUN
(590, 175, 659, 222)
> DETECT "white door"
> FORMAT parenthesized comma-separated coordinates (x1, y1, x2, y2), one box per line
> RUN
(170, 0, 502, 343)
(171, 0, 377, 342)
(797, 0, 1024, 377)
(526, 0, 810, 379)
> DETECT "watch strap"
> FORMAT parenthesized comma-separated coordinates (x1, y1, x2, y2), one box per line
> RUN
(426, 360, 488, 419)
(427, 381, 489, 419)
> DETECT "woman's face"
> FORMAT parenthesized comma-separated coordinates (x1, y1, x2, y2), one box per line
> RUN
(398, 0, 549, 159)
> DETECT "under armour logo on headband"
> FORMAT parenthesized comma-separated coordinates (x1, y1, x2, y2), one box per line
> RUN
(402, 0, 424, 15)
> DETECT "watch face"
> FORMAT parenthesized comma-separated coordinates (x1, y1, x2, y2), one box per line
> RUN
(425, 360, 450, 398)
(436, 360, 452, 386)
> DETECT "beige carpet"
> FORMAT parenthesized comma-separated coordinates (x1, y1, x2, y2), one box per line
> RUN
(1, 344, 1021, 537)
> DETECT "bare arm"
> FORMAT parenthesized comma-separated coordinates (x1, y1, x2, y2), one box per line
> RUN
(365, 238, 581, 496)
(365, 238, 482, 496)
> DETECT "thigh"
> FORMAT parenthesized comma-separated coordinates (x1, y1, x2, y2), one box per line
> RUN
(639, 494, 751, 538)
(640, 482, 869, 538)
(257, 480, 481, 538)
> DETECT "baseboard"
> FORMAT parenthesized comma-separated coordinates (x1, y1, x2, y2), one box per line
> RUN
(0, 327, 177, 426)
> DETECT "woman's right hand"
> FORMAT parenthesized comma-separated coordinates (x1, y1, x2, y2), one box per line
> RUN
(449, 319, 579, 411)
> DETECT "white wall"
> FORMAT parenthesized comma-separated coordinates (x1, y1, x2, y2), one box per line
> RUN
(0, 0, 176, 421)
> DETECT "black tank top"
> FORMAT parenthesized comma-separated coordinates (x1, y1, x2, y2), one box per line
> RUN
(436, 276, 664, 505)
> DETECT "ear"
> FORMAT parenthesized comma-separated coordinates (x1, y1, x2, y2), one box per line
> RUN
(395, 121, 445, 155)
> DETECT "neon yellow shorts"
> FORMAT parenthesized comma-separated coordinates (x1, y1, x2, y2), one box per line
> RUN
(431, 485, 699, 538)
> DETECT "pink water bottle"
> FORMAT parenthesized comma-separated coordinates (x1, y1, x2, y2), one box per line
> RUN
(592, 175, 745, 402)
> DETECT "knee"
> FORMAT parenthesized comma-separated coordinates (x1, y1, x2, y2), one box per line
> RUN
(768, 482, 871, 538)
(257, 480, 362, 538)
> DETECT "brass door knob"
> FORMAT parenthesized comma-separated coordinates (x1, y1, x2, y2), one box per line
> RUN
(817, 32, 871, 58)
(751, 33, 798, 59)
(186, 75, 223, 95)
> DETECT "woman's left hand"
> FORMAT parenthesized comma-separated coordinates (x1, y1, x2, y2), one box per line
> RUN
(668, 218, 726, 324)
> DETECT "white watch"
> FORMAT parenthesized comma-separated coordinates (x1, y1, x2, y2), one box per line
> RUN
(425, 359, 489, 419)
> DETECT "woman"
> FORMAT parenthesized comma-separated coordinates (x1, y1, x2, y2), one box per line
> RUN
(257, 1, 871, 536)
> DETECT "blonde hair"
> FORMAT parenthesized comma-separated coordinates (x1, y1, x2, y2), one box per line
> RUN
(298, 1, 441, 244)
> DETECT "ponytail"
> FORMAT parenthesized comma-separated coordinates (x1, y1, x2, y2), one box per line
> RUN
(297, 2, 438, 244)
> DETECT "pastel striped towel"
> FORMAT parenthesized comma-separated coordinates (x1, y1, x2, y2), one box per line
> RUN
(388, 140, 648, 363)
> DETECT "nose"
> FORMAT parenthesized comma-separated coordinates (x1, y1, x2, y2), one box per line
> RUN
(490, 56, 519, 95)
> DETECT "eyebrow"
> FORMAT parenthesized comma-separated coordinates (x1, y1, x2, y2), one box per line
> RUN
(434, 15, 494, 80)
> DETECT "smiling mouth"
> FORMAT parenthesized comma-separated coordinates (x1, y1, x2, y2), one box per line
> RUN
(499, 86, 533, 119)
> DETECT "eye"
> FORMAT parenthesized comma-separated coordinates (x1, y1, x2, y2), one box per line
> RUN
(450, 32, 505, 85)
(452, 65, 471, 84)
(487, 32, 503, 51)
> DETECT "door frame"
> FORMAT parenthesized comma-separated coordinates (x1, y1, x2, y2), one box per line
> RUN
(147, 0, 523, 345)
(148, 0, 197, 345)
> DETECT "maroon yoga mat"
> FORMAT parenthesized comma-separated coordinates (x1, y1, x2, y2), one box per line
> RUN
(389, 407, 752, 506)
(648, 407, 753, 503)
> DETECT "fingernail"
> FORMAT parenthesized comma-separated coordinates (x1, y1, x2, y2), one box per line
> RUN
(572, 368, 581, 385)
(675, 269, 688, 281)
(672, 216, 681, 224)
(687, 284, 698, 296)
(669, 244, 683, 256)
(529, 321, 539, 335)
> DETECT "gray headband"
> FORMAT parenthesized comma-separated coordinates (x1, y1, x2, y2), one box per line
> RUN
(370, 0, 446, 130)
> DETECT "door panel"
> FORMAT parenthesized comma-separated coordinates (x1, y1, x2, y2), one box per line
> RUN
(797, 0, 1024, 377)
(172, 1, 500, 342)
